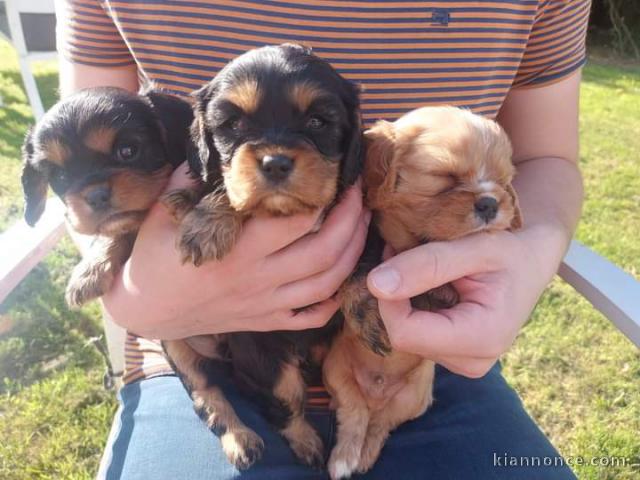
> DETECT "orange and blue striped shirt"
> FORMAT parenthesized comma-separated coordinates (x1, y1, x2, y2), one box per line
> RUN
(60, 0, 591, 394)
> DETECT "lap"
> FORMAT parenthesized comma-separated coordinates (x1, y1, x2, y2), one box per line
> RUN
(99, 364, 575, 480)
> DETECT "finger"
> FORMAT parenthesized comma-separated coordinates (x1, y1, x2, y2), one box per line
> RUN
(280, 297, 341, 330)
(377, 298, 494, 358)
(263, 184, 365, 282)
(367, 233, 506, 300)
(233, 209, 324, 259)
(237, 297, 340, 332)
(436, 356, 498, 379)
(274, 207, 369, 308)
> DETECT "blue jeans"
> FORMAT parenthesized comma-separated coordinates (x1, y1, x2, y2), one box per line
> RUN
(98, 363, 576, 479)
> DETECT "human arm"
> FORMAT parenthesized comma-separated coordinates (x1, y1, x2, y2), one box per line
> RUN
(55, 0, 139, 96)
(366, 71, 584, 378)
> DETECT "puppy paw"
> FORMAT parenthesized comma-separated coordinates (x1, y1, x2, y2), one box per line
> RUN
(411, 283, 459, 311)
(328, 443, 361, 480)
(368, 327, 392, 357)
(287, 425, 324, 469)
(355, 433, 386, 474)
(162, 189, 200, 222)
(177, 202, 242, 266)
(341, 278, 391, 356)
(65, 262, 113, 308)
(220, 428, 264, 470)
(177, 219, 235, 265)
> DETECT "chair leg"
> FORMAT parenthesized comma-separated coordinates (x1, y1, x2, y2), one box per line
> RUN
(18, 56, 45, 120)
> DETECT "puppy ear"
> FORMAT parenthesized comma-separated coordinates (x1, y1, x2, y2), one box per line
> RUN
(363, 120, 396, 208)
(21, 128, 48, 226)
(506, 183, 523, 230)
(187, 84, 220, 184)
(143, 89, 194, 167)
(339, 107, 364, 192)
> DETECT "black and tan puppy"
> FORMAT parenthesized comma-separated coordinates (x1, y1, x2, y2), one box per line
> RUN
(21, 86, 193, 307)
(162, 44, 362, 469)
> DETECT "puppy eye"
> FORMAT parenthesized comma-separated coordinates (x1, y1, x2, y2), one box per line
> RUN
(48, 166, 69, 192)
(222, 116, 242, 131)
(53, 169, 66, 182)
(306, 115, 326, 130)
(116, 144, 139, 162)
(49, 167, 67, 185)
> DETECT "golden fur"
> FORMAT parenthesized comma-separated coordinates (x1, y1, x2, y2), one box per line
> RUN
(324, 106, 523, 479)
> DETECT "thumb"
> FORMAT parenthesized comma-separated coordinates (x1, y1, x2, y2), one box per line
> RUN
(367, 234, 499, 300)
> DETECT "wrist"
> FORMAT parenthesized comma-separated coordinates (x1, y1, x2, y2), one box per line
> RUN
(517, 220, 572, 285)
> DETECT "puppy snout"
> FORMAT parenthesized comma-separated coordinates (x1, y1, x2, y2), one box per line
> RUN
(474, 197, 498, 223)
(260, 154, 293, 183)
(84, 185, 111, 211)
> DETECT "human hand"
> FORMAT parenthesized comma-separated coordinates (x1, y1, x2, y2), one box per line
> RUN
(366, 227, 564, 378)
(102, 162, 370, 339)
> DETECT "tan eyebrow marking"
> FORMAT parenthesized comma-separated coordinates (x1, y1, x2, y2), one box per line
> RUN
(225, 78, 261, 114)
(83, 127, 117, 155)
(42, 139, 70, 166)
(290, 81, 324, 113)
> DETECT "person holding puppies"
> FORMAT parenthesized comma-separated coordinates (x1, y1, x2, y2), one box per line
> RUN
(55, 1, 590, 479)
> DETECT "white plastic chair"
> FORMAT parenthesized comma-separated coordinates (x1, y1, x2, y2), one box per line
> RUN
(4, 0, 57, 120)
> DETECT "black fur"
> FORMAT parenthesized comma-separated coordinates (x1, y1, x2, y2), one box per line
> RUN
(21, 86, 193, 308)
(21, 128, 47, 226)
(188, 43, 362, 198)
(171, 44, 363, 456)
(143, 88, 196, 169)
(21, 86, 193, 226)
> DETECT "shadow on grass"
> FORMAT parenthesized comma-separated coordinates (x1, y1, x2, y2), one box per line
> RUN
(583, 58, 640, 90)
(0, 238, 109, 395)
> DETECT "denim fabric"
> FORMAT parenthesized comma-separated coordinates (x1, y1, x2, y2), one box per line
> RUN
(98, 363, 576, 480)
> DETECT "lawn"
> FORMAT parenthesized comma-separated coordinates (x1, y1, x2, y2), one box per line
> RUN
(0, 38, 639, 479)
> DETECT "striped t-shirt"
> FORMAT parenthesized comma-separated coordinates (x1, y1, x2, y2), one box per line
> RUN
(60, 0, 591, 390)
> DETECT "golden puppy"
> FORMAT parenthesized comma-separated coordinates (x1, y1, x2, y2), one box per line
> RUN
(324, 106, 522, 479)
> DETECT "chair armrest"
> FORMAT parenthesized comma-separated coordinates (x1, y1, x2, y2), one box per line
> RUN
(558, 240, 640, 348)
(0, 198, 66, 304)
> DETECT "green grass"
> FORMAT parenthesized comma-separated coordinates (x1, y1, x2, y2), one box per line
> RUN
(0, 38, 639, 478)
(501, 61, 640, 479)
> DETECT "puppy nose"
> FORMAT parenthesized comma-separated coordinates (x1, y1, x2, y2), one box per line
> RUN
(84, 185, 111, 211)
(260, 154, 293, 182)
(474, 197, 498, 223)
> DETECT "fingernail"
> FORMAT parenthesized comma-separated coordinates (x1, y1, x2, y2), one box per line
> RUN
(364, 210, 372, 225)
(370, 266, 401, 294)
